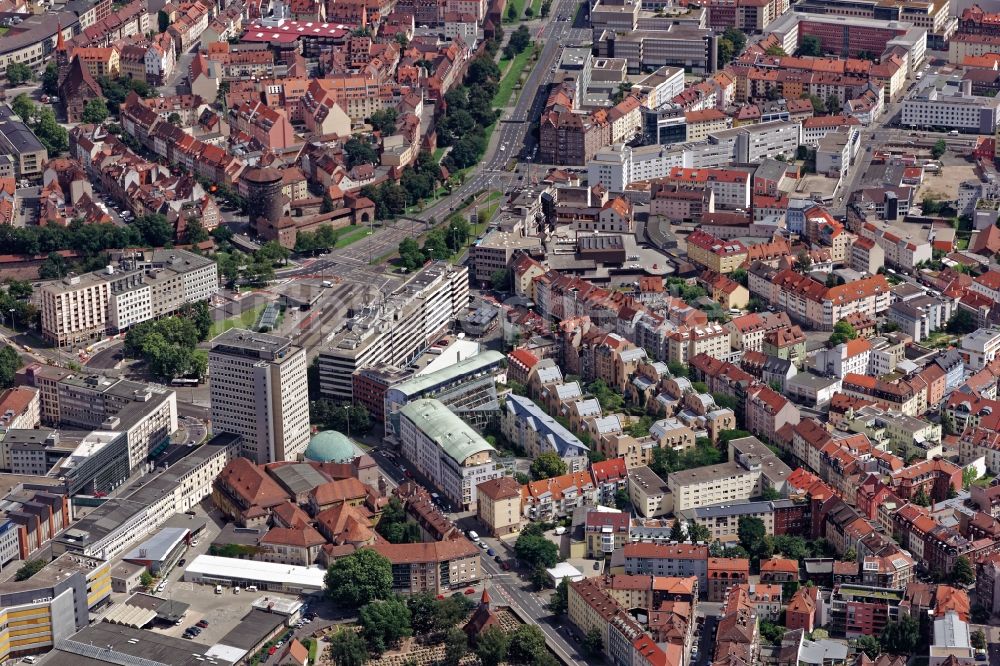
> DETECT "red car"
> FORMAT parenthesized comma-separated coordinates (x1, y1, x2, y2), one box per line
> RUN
(464, 588, 476, 595)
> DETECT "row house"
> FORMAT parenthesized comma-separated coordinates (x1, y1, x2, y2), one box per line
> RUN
(750, 266, 892, 331)
(727, 311, 793, 352)
(841, 373, 923, 416)
(166, 1, 212, 54)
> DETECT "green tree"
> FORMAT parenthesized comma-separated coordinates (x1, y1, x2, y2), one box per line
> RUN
(880, 615, 920, 655)
(475, 627, 510, 666)
(614, 488, 630, 510)
(369, 108, 398, 135)
(764, 45, 786, 56)
(828, 320, 858, 346)
(717, 39, 735, 66)
(932, 139, 947, 159)
(6, 62, 33, 85)
(913, 488, 931, 507)
(667, 361, 688, 378)
(359, 598, 411, 654)
(0, 345, 21, 389)
(491, 268, 513, 292)
(133, 213, 175, 246)
(855, 634, 881, 659)
(688, 521, 712, 543)
(14, 559, 46, 581)
(506, 4, 517, 20)
(946, 309, 977, 335)
(549, 577, 569, 614)
(523, 4, 534, 16)
(738, 516, 772, 562)
(582, 628, 604, 655)
(514, 524, 559, 568)
(324, 549, 393, 608)
(140, 571, 155, 588)
(81, 99, 109, 124)
(844, 547, 857, 562)
(507, 625, 550, 664)
(531, 451, 568, 480)
(971, 629, 986, 651)
(42, 62, 59, 96)
(345, 138, 379, 168)
(951, 555, 975, 586)
(669, 519, 686, 542)
(442, 627, 468, 666)
(12, 94, 34, 123)
(723, 27, 747, 53)
(760, 486, 780, 501)
(797, 35, 822, 56)
(434, 594, 474, 631)
(404, 592, 438, 634)
(158, 10, 169, 32)
(825, 94, 841, 114)
(759, 620, 786, 645)
(327, 628, 369, 666)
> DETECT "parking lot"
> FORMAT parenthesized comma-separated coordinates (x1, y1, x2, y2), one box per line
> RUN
(145, 581, 298, 646)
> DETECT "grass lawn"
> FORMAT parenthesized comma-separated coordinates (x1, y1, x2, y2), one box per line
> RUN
(433, 147, 446, 162)
(208, 302, 266, 339)
(973, 474, 996, 488)
(504, 0, 523, 22)
(494, 47, 534, 107)
(0, 27, 9, 36)
(531, 0, 544, 16)
(334, 224, 372, 248)
(305, 638, 318, 663)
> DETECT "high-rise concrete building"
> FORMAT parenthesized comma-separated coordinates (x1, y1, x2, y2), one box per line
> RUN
(318, 261, 470, 400)
(209, 329, 310, 464)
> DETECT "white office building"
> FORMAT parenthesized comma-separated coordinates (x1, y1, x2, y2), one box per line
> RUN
(209, 330, 310, 464)
(317, 262, 470, 399)
(398, 398, 501, 512)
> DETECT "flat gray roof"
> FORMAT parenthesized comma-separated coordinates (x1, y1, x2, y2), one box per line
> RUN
(38, 622, 234, 666)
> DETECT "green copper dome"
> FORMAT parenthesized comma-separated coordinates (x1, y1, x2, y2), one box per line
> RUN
(304, 431, 363, 463)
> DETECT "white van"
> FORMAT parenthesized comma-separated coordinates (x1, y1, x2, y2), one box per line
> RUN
(468, 531, 480, 542)
(247, 585, 258, 592)
(215, 585, 223, 595)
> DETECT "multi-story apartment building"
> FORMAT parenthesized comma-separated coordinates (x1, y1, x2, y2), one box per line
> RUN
(502, 394, 589, 473)
(209, 330, 310, 464)
(372, 540, 482, 595)
(886, 295, 955, 343)
(663, 167, 751, 209)
(750, 266, 891, 331)
(470, 231, 542, 283)
(476, 476, 523, 537)
(628, 465, 672, 518)
(667, 462, 760, 513)
(622, 543, 710, 590)
(667, 324, 731, 365)
(686, 230, 748, 274)
(961, 328, 1000, 371)
(399, 399, 501, 512)
(829, 584, 904, 637)
(584, 511, 631, 559)
(39, 249, 218, 347)
(39, 272, 111, 349)
(318, 262, 469, 400)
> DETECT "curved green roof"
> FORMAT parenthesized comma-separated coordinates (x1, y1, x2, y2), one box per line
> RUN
(304, 430, 363, 463)
(398, 399, 495, 464)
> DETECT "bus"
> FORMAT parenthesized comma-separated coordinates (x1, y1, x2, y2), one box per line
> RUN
(170, 378, 200, 387)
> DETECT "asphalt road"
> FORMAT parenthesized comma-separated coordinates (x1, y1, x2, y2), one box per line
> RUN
(480, 554, 584, 665)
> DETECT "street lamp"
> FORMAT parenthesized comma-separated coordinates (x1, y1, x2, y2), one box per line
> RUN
(8, 308, 14, 335)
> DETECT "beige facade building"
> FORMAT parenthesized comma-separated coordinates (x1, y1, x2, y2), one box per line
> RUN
(209, 329, 311, 464)
(667, 462, 759, 513)
(476, 476, 523, 537)
(628, 465, 672, 517)
(372, 540, 482, 595)
(40, 273, 112, 348)
(471, 231, 542, 284)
